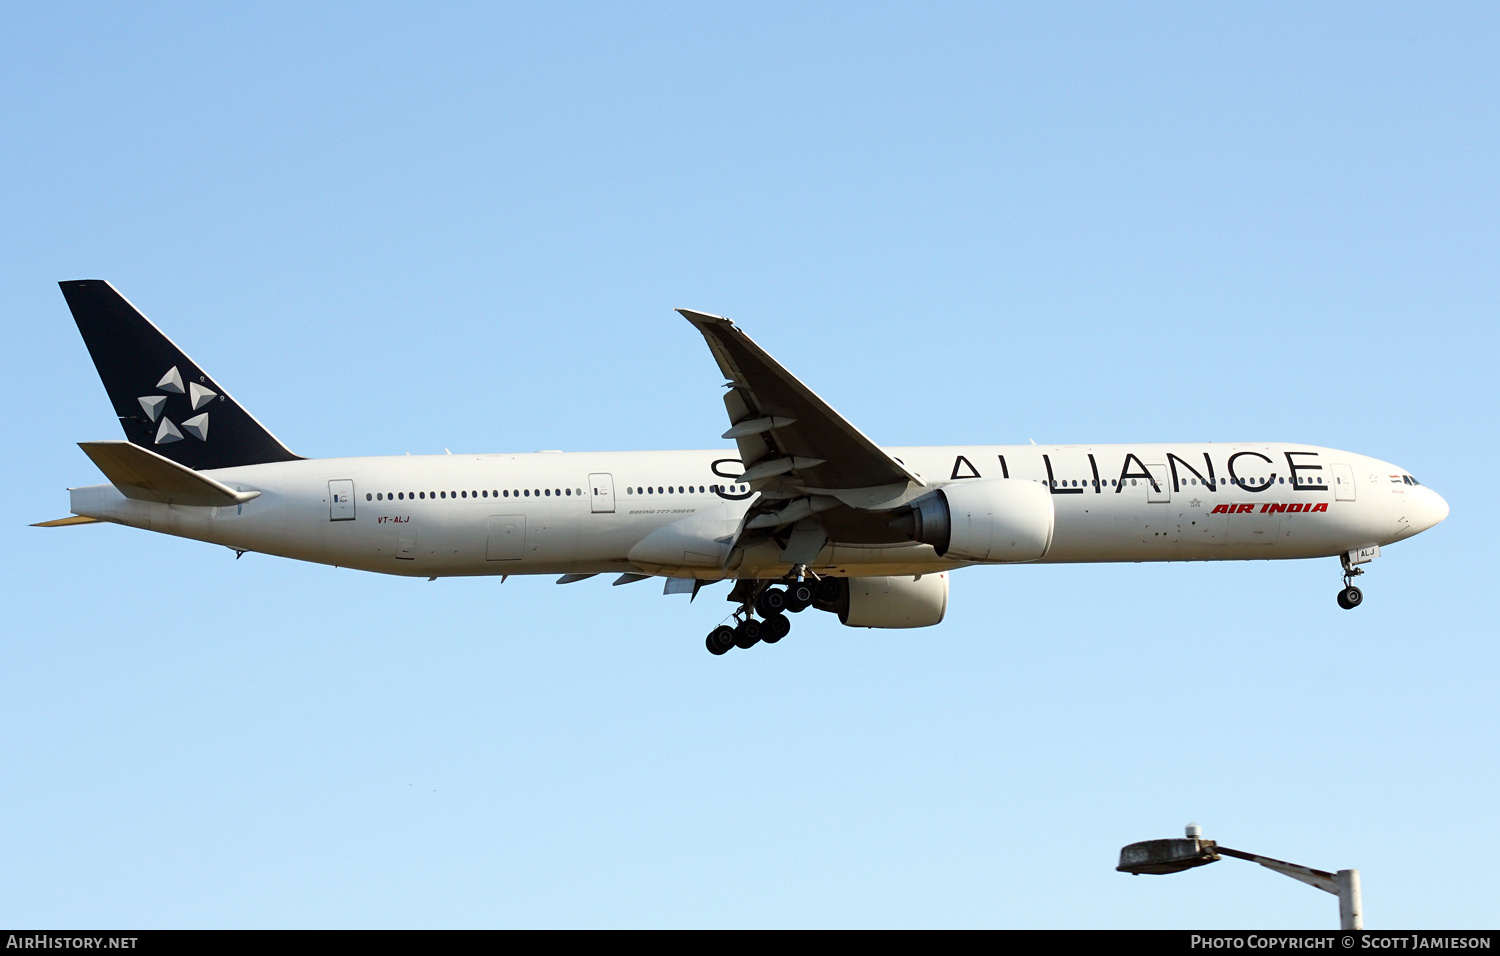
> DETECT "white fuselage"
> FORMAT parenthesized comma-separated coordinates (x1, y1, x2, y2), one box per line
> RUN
(67, 442, 1448, 580)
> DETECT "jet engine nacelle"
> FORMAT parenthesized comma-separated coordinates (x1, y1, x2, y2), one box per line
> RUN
(837, 573, 949, 628)
(896, 479, 1054, 562)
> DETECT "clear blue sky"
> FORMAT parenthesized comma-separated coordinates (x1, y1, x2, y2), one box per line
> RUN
(3, 2, 1495, 928)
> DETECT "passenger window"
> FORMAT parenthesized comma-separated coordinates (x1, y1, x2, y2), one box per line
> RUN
(366, 493, 372, 501)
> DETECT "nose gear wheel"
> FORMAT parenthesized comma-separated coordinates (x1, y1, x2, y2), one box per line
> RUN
(1336, 553, 1367, 610)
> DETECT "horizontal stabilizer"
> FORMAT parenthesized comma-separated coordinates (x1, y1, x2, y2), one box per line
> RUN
(31, 515, 103, 527)
(78, 440, 261, 507)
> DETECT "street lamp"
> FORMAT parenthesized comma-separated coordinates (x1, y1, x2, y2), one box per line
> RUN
(1117, 824, 1363, 930)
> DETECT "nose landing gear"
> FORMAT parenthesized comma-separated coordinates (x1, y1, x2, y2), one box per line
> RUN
(1336, 551, 1368, 610)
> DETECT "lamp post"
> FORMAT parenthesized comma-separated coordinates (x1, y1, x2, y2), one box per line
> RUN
(1117, 824, 1363, 930)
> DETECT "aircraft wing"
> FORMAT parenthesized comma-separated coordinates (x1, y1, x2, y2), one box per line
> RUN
(678, 309, 922, 494)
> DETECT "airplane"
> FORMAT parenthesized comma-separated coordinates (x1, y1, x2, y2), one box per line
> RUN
(37, 280, 1450, 655)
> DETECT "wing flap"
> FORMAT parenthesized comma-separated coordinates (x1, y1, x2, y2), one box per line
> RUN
(78, 440, 261, 507)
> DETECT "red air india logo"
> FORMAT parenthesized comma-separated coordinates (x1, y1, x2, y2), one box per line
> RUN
(1210, 503, 1329, 514)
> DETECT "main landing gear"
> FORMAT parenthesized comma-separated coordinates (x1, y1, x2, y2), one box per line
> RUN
(703, 572, 836, 656)
(1337, 552, 1365, 610)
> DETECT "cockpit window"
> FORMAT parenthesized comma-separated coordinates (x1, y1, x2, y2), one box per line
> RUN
(1403, 475, 1421, 486)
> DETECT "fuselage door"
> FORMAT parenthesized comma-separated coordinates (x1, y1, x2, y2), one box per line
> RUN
(589, 473, 616, 514)
(329, 479, 355, 520)
(1333, 463, 1356, 501)
(1146, 464, 1170, 503)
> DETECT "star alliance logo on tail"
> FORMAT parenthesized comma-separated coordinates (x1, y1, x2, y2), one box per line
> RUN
(135, 365, 217, 444)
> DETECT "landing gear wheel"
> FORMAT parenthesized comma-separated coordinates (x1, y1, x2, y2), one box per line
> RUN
(706, 625, 736, 655)
(755, 588, 788, 617)
(734, 618, 764, 649)
(785, 582, 814, 612)
(1337, 585, 1363, 610)
(761, 613, 792, 643)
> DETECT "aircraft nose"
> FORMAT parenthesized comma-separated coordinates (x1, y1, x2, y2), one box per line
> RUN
(1413, 486, 1450, 532)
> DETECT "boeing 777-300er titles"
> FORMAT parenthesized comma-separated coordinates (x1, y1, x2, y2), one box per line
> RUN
(38, 281, 1449, 655)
